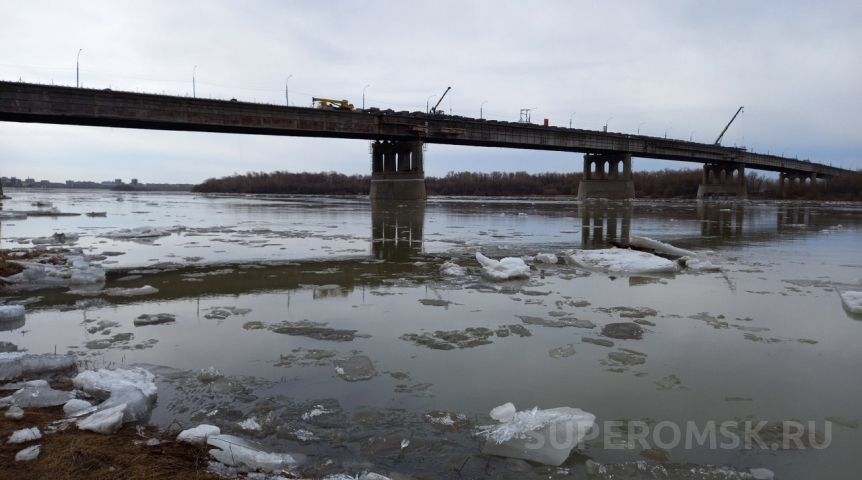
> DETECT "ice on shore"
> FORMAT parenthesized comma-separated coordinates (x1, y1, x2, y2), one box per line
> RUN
(0, 305, 26, 320)
(32, 232, 79, 245)
(208, 434, 306, 473)
(0, 383, 74, 407)
(101, 226, 173, 238)
(2, 254, 105, 289)
(177, 424, 221, 444)
(8, 427, 41, 443)
(63, 399, 94, 415)
(630, 235, 696, 257)
(839, 290, 862, 314)
(78, 404, 127, 434)
(0, 353, 78, 382)
(73, 367, 157, 423)
(535, 253, 558, 264)
(475, 252, 531, 280)
(5, 406, 24, 420)
(440, 261, 466, 277)
(481, 403, 595, 466)
(566, 248, 679, 275)
(677, 256, 723, 272)
(15, 445, 40, 461)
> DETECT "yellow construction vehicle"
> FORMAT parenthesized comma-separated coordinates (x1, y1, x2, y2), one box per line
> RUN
(312, 97, 354, 110)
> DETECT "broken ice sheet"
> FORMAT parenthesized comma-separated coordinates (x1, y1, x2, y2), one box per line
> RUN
(333, 355, 377, 381)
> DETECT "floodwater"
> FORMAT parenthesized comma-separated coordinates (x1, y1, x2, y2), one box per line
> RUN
(1, 189, 861, 479)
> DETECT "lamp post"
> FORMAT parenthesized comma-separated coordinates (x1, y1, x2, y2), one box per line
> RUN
(426, 95, 436, 113)
(363, 84, 370, 110)
(76, 49, 82, 87)
(193, 66, 197, 98)
(604, 117, 612, 132)
(286, 75, 292, 106)
(480, 100, 488, 119)
(664, 127, 672, 139)
(690, 131, 696, 142)
(638, 122, 645, 135)
(569, 112, 576, 128)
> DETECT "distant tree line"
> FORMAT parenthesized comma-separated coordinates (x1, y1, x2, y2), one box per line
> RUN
(192, 169, 862, 200)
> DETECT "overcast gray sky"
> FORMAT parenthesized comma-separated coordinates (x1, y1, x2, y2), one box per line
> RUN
(1, 0, 860, 184)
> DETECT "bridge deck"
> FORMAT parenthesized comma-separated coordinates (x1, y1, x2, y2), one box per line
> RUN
(0, 81, 846, 177)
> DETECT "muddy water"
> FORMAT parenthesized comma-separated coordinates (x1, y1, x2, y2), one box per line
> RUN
(1, 190, 861, 478)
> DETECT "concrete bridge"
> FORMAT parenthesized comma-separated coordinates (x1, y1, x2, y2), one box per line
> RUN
(0, 81, 848, 200)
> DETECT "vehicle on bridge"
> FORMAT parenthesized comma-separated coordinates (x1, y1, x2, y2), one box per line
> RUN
(312, 97, 354, 110)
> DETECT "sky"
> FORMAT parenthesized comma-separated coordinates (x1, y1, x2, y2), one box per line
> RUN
(1, 0, 860, 184)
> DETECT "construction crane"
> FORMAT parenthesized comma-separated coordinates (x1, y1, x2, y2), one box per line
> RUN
(430, 87, 451, 114)
(312, 97, 354, 110)
(714, 106, 744, 145)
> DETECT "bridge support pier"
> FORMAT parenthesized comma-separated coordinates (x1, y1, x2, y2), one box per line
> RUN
(696, 163, 747, 199)
(577, 153, 635, 200)
(369, 140, 426, 200)
(778, 171, 818, 197)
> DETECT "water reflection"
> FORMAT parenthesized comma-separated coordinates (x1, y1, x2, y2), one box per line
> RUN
(370, 200, 425, 261)
(698, 202, 744, 237)
(578, 202, 632, 248)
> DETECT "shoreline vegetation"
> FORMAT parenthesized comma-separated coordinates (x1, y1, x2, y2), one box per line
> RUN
(192, 169, 862, 200)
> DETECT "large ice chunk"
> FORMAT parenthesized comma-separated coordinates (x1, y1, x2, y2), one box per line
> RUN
(629, 235, 696, 257)
(0, 353, 78, 381)
(0, 305, 25, 320)
(8, 427, 42, 443)
(481, 404, 595, 466)
(208, 434, 307, 473)
(677, 256, 722, 272)
(475, 252, 530, 280)
(535, 253, 559, 264)
(440, 262, 466, 277)
(177, 424, 221, 444)
(490, 402, 516, 422)
(0, 383, 74, 407)
(839, 291, 862, 314)
(77, 404, 127, 434)
(72, 367, 157, 422)
(565, 248, 678, 275)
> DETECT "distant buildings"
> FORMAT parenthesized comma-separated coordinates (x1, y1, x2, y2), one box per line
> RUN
(1, 176, 193, 191)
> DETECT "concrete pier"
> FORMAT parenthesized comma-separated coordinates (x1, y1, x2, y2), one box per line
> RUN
(577, 153, 635, 200)
(369, 140, 426, 200)
(777, 171, 818, 197)
(697, 163, 747, 199)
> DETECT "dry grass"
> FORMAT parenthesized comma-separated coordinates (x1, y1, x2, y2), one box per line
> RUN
(0, 405, 224, 480)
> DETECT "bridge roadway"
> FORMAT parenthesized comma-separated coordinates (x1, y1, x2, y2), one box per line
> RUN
(0, 81, 845, 179)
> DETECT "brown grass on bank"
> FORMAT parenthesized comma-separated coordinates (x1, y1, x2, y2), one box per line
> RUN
(0, 405, 223, 480)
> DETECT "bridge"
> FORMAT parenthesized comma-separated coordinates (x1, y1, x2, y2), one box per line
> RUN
(0, 81, 848, 200)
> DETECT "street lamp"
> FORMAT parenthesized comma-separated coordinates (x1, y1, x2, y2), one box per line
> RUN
(480, 100, 488, 119)
(604, 117, 612, 132)
(690, 131, 696, 142)
(426, 95, 436, 113)
(664, 127, 672, 139)
(286, 75, 292, 106)
(638, 122, 645, 135)
(569, 112, 576, 129)
(363, 84, 370, 110)
(193, 66, 197, 98)
(76, 49, 82, 88)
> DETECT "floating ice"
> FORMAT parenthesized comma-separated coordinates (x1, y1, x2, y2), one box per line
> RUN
(630, 235, 696, 257)
(207, 434, 306, 473)
(750, 467, 775, 479)
(100, 226, 173, 238)
(134, 313, 176, 326)
(475, 252, 531, 280)
(440, 261, 466, 277)
(198, 366, 224, 382)
(0, 353, 78, 382)
(77, 403, 127, 434)
(481, 404, 595, 466)
(839, 290, 862, 314)
(536, 253, 558, 264)
(490, 402, 516, 422)
(102, 285, 159, 297)
(565, 248, 678, 275)
(177, 424, 221, 444)
(73, 367, 157, 422)
(8, 427, 41, 443)
(0, 305, 25, 320)
(2, 254, 105, 289)
(15, 445, 40, 461)
(677, 256, 723, 272)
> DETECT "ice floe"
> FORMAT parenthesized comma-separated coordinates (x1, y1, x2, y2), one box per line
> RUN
(0, 305, 25, 321)
(77, 404, 127, 434)
(481, 403, 595, 466)
(535, 253, 558, 264)
(677, 256, 723, 272)
(207, 434, 306, 473)
(439, 261, 466, 276)
(102, 285, 159, 297)
(100, 226, 175, 238)
(177, 424, 221, 444)
(1, 253, 105, 290)
(630, 235, 696, 257)
(565, 248, 679, 275)
(839, 290, 862, 314)
(72, 367, 157, 423)
(475, 252, 531, 280)
(133, 313, 176, 326)
(0, 353, 78, 382)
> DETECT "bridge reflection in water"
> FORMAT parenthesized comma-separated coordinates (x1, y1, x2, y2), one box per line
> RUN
(370, 200, 425, 262)
(578, 203, 633, 248)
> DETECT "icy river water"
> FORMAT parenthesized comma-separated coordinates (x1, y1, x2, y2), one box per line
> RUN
(1, 189, 861, 479)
